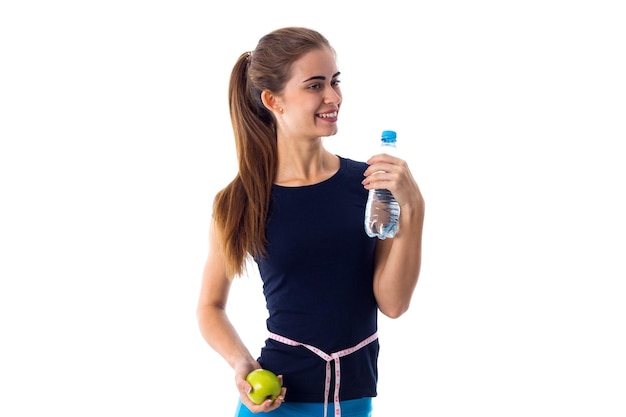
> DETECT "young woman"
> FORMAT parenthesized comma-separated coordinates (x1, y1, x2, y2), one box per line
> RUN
(197, 27, 425, 417)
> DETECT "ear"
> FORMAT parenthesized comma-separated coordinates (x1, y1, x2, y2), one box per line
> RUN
(261, 90, 283, 114)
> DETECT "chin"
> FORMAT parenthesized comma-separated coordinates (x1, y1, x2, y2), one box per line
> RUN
(322, 126, 339, 137)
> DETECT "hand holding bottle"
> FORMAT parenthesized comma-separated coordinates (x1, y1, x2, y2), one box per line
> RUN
(364, 131, 400, 239)
(363, 131, 424, 239)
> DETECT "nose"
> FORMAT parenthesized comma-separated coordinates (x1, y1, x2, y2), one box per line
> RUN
(324, 87, 342, 105)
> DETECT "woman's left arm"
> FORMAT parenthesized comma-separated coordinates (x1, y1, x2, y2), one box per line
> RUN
(362, 153, 425, 318)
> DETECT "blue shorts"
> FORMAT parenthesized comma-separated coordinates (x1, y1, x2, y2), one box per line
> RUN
(234, 397, 373, 417)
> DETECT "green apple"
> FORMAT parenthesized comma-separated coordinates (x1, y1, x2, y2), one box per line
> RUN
(245, 369, 281, 405)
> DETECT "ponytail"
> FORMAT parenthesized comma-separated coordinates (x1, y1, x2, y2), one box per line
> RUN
(212, 27, 332, 278)
(213, 53, 277, 278)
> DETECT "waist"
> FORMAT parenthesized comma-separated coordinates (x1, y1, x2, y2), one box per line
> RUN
(268, 331, 378, 417)
(235, 397, 372, 417)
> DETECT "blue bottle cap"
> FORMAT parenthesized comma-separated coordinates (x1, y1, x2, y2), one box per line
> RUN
(381, 130, 396, 143)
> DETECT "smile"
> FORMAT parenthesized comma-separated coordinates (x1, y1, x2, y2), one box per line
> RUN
(317, 111, 338, 119)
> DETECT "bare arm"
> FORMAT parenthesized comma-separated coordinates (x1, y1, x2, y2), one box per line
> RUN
(363, 154, 425, 318)
(196, 221, 286, 411)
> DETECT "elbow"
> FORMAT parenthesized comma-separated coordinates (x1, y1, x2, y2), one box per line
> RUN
(375, 286, 416, 319)
(196, 302, 213, 328)
(379, 302, 410, 319)
(195, 306, 205, 330)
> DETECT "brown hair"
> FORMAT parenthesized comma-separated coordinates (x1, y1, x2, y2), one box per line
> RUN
(212, 27, 333, 278)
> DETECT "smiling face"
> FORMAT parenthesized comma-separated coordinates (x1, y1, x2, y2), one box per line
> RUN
(272, 47, 342, 140)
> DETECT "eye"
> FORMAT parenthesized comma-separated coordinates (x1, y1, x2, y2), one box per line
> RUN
(332, 79, 341, 87)
(307, 83, 321, 90)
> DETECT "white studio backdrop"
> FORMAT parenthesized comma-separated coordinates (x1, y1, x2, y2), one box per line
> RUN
(1, 1, 625, 416)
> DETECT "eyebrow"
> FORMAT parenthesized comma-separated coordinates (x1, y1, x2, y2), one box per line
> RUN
(302, 71, 341, 83)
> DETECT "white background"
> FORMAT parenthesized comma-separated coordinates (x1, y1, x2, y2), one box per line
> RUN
(1, 1, 625, 416)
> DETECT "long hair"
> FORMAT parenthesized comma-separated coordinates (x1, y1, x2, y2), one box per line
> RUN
(212, 27, 333, 278)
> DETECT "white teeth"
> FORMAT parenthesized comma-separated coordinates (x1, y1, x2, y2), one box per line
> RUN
(318, 112, 337, 118)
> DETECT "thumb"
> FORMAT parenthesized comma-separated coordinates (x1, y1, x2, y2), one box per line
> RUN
(235, 375, 252, 395)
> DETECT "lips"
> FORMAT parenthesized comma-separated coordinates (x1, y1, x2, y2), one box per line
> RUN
(317, 111, 338, 119)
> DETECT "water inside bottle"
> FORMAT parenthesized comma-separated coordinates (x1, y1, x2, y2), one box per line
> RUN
(365, 189, 400, 239)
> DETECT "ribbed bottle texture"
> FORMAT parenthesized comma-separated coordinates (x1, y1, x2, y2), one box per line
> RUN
(364, 130, 400, 239)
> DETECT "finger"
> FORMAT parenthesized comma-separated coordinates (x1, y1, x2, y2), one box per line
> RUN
(268, 394, 286, 411)
(363, 172, 400, 188)
(367, 153, 399, 165)
(240, 393, 269, 413)
(257, 397, 282, 413)
(363, 162, 400, 178)
(263, 387, 287, 411)
(237, 379, 252, 397)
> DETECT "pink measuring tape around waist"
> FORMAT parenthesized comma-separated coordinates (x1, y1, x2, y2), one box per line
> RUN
(268, 331, 378, 417)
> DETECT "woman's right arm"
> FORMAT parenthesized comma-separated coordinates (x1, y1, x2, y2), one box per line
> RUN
(196, 221, 286, 411)
(197, 221, 256, 371)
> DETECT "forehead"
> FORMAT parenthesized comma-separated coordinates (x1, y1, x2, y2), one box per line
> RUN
(289, 48, 338, 80)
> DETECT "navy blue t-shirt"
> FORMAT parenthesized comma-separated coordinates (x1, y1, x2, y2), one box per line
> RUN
(254, 156, 379, 403)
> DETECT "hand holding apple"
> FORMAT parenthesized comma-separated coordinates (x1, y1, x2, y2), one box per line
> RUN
(245, 369, 282, 405)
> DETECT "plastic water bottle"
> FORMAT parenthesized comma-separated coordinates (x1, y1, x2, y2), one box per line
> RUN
(364, 130, 400, 239)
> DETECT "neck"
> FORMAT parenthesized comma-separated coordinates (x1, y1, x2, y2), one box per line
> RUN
(275, 137, 339, 187)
